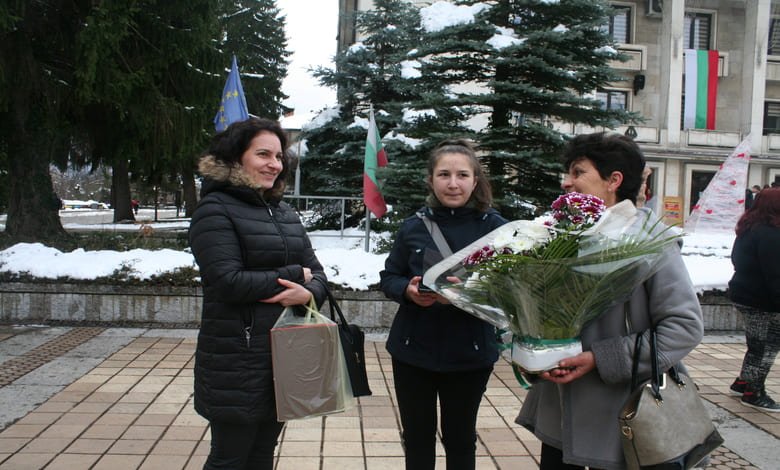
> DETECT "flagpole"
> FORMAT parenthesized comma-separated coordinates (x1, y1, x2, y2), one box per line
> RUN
(365, 103, 373, 253)
(364, 209, 371, 252)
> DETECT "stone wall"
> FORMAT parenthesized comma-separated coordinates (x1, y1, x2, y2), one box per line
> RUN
(0, 282, 743, 332)
(0, 283, 398, 328)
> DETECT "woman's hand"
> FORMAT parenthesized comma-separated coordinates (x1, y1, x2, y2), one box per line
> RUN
(302, 267, 313, 283)
(406, 276, 438, 307)
(259, 278, 313, 306)
(539, 351, 596, 384)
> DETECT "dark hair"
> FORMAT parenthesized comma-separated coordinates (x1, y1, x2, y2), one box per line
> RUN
(562, 132, 646, 204)
(736, 187, 780, 236)
(427, 139, 493, 211)
(204, 117, 290, 199)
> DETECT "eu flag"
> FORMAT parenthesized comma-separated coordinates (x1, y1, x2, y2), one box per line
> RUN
(214, 55, 249, 132)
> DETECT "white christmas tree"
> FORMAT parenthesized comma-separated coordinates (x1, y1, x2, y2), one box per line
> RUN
(685, 137, 751, 233)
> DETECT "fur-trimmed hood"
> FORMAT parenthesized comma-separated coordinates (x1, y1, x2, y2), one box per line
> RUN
(197, 154, 262, 191)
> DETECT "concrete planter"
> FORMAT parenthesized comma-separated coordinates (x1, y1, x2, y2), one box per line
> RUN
(0, 282, 398, 329)
(0, 282, 742, 332)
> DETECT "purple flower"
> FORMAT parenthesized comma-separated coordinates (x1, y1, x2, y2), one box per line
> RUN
(550, 193, 606, 230)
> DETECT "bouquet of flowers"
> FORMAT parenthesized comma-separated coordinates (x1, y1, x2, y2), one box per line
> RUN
(422, 193, 681, 373)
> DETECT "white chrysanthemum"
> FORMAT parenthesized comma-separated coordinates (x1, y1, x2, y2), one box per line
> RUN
(464, 272, 482, 289)
(493, 220, 551, 253)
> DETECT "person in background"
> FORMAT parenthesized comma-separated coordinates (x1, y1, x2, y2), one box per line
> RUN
(745, 185, 761, 210)
(174, 190, 182, 217)
(189, 117, 328, 469)
(636, 167, 653, 210)
(728, 187, 780, 412)
(516, 132, 704, 469)
(380, 140, 507, 470)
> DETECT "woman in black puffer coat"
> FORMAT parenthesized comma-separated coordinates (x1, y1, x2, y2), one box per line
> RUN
(189, 118, 327, 470)
(380, 140, 507, 470)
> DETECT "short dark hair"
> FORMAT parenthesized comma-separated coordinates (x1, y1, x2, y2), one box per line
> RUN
(427, 139, 493, 211)
(562, 132, 646, 204)
(204, 118, 291, 199)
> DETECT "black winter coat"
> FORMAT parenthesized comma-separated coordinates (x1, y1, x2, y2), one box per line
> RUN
(380, 206, 507, 371)
(189, 156, 327, 424)
(729, 224, 780, 312)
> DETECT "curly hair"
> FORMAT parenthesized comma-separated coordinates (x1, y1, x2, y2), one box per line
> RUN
(203, 118, 291, 199)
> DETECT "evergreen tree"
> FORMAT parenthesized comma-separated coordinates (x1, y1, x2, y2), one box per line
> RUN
(74, 0, 221, 222)
(0, 145, 7, 213)
(0, 1, 87, 241)
(218, 0, 290, 118)
(412, 0, 638, 219)
(302, 0, 466, 219)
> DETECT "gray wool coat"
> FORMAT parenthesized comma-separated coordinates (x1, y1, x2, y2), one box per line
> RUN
(515, 206, 704, 469)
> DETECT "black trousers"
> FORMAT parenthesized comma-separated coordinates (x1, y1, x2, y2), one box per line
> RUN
(392, 358, 492, 470)
(203, 419, 284, 470)
(540, 443, 604, 470)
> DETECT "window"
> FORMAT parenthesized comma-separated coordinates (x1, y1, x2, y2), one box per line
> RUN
(596, 90, 628, 110)
(763, 102, 780, 135)
(769, 18, 780, 55)
(690, 170, 715, 209)
(602, 5, 631, 44)
(683, 12, 711, 50)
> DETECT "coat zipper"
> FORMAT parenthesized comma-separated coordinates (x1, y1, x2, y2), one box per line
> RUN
(244, 314, 254, 348)
(261, 197, 289, 265)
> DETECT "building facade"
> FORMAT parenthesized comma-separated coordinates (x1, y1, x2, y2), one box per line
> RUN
(339, 0, 780, 223)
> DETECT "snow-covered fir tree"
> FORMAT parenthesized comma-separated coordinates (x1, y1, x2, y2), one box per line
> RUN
(411, 0, 638, 218)
(302, 0, 638, 223)
(301, 0, 468, 219)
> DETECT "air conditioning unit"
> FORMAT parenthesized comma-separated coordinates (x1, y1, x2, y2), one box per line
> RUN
(647, 0, 662, 17)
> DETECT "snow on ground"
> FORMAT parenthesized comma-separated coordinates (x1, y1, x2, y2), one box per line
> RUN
(0, 208, 734, 292)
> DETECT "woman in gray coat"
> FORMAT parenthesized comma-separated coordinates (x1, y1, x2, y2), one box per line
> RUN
(516, 132, 704, 469)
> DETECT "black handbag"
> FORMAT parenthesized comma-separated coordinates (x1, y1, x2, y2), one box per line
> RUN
(618, 327, 723, 470)
(325, 287, 372, 397)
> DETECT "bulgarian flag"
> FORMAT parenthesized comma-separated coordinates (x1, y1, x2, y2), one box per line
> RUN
(684, 49, 719, 130)
(363, 107, 388, 218)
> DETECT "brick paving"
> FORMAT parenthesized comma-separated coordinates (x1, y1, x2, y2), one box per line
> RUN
(0, 329, 776, 469)
(0, 327, 105, 387)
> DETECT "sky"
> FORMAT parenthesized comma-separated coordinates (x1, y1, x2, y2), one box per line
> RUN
(0, 208, 735, 294)
(277, 0, 338, 129)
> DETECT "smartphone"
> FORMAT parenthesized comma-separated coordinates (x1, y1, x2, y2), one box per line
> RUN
(418, 284, 435, 294)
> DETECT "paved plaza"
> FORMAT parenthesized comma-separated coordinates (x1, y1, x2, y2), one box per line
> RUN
(0, 326, 777, 469)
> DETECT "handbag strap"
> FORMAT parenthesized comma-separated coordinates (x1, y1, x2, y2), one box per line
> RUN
(323, 285, 348, 325)
(628, 301, 684, 401)
(418, 212, 454, 258)
(629, 326, 643, 391)
(417, 211, 469, 280)
(323, 285, 360, 346)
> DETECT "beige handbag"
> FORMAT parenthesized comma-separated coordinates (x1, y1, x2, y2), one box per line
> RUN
(618, 328, 723, 469)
